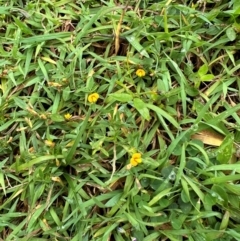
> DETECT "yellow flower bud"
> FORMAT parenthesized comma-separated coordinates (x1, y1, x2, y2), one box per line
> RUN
(64, 113, 72, 120)
(45, 140, 55, 147)
(136, 69, 146, 77)
(88, 93, 99, 103)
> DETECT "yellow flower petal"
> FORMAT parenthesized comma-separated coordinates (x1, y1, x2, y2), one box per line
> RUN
(132, 153, 141, 159)
(64, 113, 72, 120)
(129, 153, 142, 167)
(45, 140, 55, 147)
(88, 93, 99, 103)
(136, 158, 142, 164)
(130, 158, 139, 166)
(136, 69, 146, 77)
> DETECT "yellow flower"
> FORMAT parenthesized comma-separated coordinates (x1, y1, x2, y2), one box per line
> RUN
(88, 93, 99, 103)
(64, 113, 72, 120)
(130, 153, 142, 167)
(136, 69, 146, 77)
(45, 140, 55, 148)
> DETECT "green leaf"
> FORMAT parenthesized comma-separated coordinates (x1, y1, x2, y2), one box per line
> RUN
(200, 74, 214, 81)
(181, 178, 190, 203)
(126, 35, 150, 58)
(11, 155, 63, 171)
(65, 110, 90, 164)
(170, 213, 187, 229)
(109, 93, 133, 102)
(62, 86, 71, 101)
(24, 48, 34, 78)
(206, 164, 240, 173)
(148, 187, 172, 206)
(13, 16, 33, 35)
(27, 204, 46, 232)
(226, 27, 236, 41)
(50, 114, 65, 122)
(203, 174, 240, 185)
(37, 58, 49, 80)
(133, 98, 150, 120)
(104, 193, 122, 207)
(211, 184, 228, 206)
(0, 7, 10, 14)
(20, 32, 71, 44)
(217, 133, 234, 164)
(0, 172, 6, 196)
(146, 103, 179, 129)
(198, 64, 208, 76)
(183, 174, 204, 202)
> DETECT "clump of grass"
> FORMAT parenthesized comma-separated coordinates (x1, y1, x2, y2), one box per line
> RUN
(1, 0, 240, 240)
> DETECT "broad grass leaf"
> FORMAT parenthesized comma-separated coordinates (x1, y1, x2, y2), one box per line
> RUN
(126, 35, 150, 58)
(181, 178, 190, 203)
(13, 97, 27, 109)
(225, 229, 240, 240)
(143, 232, 160, 241)
(124, 212, 140, 229)
(183, 175, 204, 202)
(148, 187, 172, 206)
(146, 103, 179, 129)
(13, 16, 33, 35)
(224, 183, 240, 195)
(24, 47, 34, 78)
(104, 193, 122, 207)
(109, 93, 133, 102)
(133, 98, 150, 121)
(11, 155, 63, 171)
(20, 32, 71, 44)
(206, 164, 240, 173)
(203, 174, 240, 185)
(0, 119, 16, 132)
(51, 114, 65, 122)
(27, 204, 46, 232)
(211, 184, 228, 206)
(65, 111, 90, 164)
(228, 194, 240, 208)
(0, 172, 6, 196)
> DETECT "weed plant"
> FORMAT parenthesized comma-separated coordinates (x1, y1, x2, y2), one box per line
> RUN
(1, 0, 240, 240)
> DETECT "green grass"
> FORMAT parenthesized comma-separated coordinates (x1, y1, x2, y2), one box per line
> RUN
(1, 0, 240, 240)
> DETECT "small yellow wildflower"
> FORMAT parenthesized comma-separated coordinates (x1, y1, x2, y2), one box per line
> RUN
(64, 113, 72, 120)
(45, 140, 55, 148)
(136, 69, 146, 77)
(88, 93, 99, 103)
(130, 153, 142, 167)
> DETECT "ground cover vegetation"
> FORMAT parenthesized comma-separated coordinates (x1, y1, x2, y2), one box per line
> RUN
(1, 0, 240, 240)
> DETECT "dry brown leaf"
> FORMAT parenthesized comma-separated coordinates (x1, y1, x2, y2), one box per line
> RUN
(191, 129, 224, 146)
